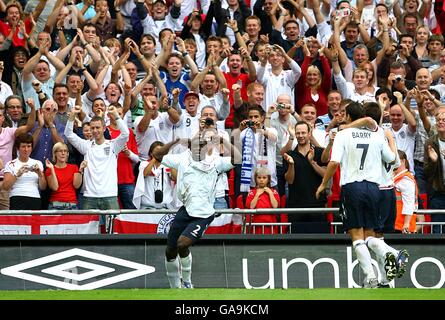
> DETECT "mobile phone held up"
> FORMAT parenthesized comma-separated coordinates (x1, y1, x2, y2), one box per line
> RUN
(335, 8, 350, 18)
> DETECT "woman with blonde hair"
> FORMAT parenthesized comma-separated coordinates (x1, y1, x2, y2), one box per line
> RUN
(361, 60, 378, 94)
(296, 44, 332, 116)
(45, 142, 85, 210)
(413, 25, 430, 66)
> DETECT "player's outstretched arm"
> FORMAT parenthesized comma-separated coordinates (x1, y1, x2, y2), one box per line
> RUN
(315, 161, 339, 199)
(152, 138, 181, 162)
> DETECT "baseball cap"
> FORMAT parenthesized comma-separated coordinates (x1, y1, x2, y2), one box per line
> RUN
(153, 0, 167, 5)
(184, 91, 200, 101)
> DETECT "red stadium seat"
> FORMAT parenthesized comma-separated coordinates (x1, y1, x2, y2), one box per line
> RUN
(228, 169, 235, 197)
(236, 194, 245, 209)
(280, 195, 288, 234)
(326, 194, 340, 234)
(228, 194, 235, 209)
(419, 193, 430, 234)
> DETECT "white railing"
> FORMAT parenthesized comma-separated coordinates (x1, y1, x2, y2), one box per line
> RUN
(0, 208, 444, 234)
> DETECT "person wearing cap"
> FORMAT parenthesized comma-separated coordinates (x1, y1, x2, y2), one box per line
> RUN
(132, 0, 182, 54)
(171, 92, 205, 154)
(190, 60, 230, 124)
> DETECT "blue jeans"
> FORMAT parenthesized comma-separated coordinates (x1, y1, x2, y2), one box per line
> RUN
(414, 161, 428, 196)
(214, 196, 228, 209)
(118, 184, 136, 209)
(213, 196, 228, 218)
(83, 196, 120, 233)
(429, 192, 445, 234)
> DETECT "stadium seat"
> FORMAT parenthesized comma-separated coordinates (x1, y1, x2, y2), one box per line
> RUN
(236, 194, 245, 209)
(419, 193, 430, 234)
(326, 194, 340, 234)
(230, 195, 246, 234)
(227, 169, 235, 198)
(280, 195, 288, 234)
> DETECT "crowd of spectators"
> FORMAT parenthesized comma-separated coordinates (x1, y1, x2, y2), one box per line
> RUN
(0, 0, 444, 234)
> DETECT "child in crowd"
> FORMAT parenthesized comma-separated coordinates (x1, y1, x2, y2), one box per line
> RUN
(394, 150, 418, 234)
(245, 167, 283, 234)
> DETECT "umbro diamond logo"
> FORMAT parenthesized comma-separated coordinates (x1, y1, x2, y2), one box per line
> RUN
(0, 248, 155, 290)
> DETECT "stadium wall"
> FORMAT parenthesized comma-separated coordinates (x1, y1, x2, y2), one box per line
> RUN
(0, 234, 444, 290)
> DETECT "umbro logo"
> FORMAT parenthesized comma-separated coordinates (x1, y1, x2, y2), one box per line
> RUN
(0, 248, 155, 290)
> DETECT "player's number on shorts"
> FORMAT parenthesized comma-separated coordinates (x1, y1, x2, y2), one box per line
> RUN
(356, 143, 369, 170)
(191, 225, 201, 237)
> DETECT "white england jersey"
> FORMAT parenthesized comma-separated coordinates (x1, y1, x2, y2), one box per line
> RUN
(134, 113, 175, 161)
(377, 127, 401, 188)
(162, 150, 233, 218)
(390, 124, 415, 175)
(169, 112, 201, 154)
(331, 127, 396, 186)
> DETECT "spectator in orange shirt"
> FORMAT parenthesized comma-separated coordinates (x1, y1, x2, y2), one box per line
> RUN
(393, 150, 418, 233)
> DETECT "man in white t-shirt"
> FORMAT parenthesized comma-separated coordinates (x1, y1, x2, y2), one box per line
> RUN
(134, 94, 181, 161)
(64, 105, 129, 233)
(266, 94, 297, 196)
(171, 91, 201, 153)
(389, 103, 416, 174)
(257, 44, 301, 110)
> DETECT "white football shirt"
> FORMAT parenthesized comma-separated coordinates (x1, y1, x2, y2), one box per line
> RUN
(330, 127, 396, 186)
